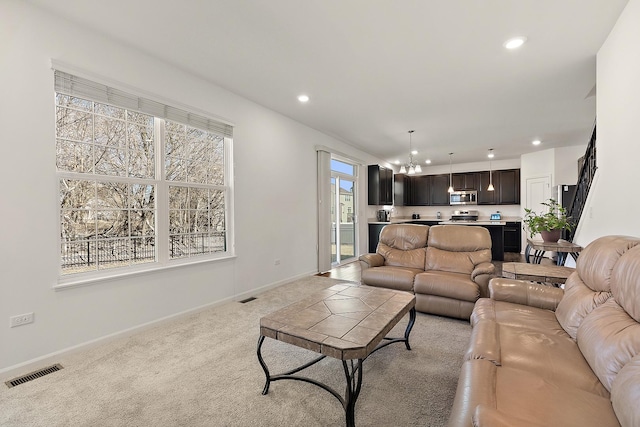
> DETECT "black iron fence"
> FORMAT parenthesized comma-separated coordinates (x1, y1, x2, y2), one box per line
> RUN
(61, 232, 226, 271)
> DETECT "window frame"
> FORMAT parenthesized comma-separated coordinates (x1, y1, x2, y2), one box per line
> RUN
(54, 70, 235, 289)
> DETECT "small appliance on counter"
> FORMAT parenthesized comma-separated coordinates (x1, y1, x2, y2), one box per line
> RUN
(450, 210, 479, 222)
(490, 212, 502, 220)
(376, 209, 390, 222)
(412, 213, 420, 219)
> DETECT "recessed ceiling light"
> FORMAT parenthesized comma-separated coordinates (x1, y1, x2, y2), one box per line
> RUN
(532, 139, 541, 146)
(394, 160, 401, 165)
(504, 36, 527, 50)
(425, 159, 431, 164)
(411, 150, 418, 155)
(297, 94, 310, 103)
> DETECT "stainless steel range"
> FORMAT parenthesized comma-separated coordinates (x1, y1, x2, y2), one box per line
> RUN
(450, 210, 479, 222)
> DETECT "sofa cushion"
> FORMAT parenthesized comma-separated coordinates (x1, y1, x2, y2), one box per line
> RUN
(465, 317, 608, 396)
(575, 235, 640, 292)
(449, 359, 619, 427)
(414, 270, 480, 302)
(611, 244, 640, 322)
(555, 273, 612, 340)
(471, 299, 566, 336)
(611, 355, 640, 427)
(577, 298, 640, 392)
(360, 266, 423, 292)
(425, 225, 491, 274)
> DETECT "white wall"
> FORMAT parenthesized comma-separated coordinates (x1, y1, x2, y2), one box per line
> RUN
(0, 1, 383, 373)
(554, 145, 587, 185)
(575, 0, 640, 245)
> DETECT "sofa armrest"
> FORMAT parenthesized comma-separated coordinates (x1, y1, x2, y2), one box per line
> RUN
(488, 278, 564, 311)
(358, 253, 384, 270)
(472, 262, 495, 280)
(472, 262, 496, 298)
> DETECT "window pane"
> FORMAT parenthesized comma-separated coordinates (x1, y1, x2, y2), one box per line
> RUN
(130, 184, 155, 209)
(56, 107, 93, 143)
(95, 115, 126, 147)
(130, 237, 155, 264)
(95, 210, 129, 238)
(94, 147, 127, 176)
(131, 211, 155, 236)
(61, 240, 96, 273)
(331, 159, 355, 176)
(95, 103, 125, 119)
(57, 140, 93, 173)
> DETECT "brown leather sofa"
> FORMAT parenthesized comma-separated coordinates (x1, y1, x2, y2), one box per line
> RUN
(359, 224, 495, 320)
(448, 235, 640, 427)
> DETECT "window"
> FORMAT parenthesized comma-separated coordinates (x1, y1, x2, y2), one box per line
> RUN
(55, 71, 233, 280)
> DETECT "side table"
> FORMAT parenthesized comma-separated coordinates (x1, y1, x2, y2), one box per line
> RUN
(502, 262, 575, 286)
(525, 238, 582, 265)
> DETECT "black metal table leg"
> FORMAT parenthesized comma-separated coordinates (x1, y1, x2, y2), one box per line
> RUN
(256, 335, 271, 395)
(343, 359, 363, 427)
(525, 243, 532, 263)
(404, 307, 416, 350)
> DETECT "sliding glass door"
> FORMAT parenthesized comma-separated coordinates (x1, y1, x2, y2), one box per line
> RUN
(330, 159, 357, 265)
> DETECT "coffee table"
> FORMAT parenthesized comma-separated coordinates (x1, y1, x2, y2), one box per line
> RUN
(257, 283, 416, 427)
(502, 262, 575, 286)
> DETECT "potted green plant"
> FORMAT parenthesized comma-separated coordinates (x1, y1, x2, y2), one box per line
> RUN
(523, 199, 574, 242)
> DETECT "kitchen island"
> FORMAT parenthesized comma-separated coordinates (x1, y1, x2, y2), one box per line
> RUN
(368, 217, 521, 261)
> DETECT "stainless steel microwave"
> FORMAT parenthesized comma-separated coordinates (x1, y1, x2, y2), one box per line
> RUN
(450, 190, 477, 205)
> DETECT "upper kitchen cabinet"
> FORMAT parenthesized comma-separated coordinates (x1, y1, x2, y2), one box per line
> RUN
(429, 174, 451, 206)
(410, 175, 431, 206)
(496, 169, 520, 204)
(368, 165, 393, 205)
(394, 173, 411, 206)
(477, 171, 496, 205)
(452, 172, 479, 191)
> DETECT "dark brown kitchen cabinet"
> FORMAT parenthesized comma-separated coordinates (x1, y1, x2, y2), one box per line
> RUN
(394, 174, 411, 206)
(429, 174, 451, 206)
(368, 223, 387, 252)
(410, 175, 431, 206)
(477, 171, 496, 205)
(368, 165, 393, 205)
(452, 172, 479, 191)
(497, 169, 520, 205)
(504, 221, 522, 253)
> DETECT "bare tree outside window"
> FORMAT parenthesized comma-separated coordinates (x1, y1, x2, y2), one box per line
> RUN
(56, 93, 228, 276)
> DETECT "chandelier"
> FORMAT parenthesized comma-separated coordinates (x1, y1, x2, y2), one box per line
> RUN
(399, 130, 422, 174)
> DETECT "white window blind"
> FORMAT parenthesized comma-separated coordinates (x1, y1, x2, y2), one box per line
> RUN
(54, 70, 233, 139)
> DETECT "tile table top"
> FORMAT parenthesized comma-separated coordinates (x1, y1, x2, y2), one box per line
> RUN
(260, 283, 415, 360)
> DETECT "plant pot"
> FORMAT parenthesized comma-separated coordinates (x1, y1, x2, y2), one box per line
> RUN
(541, 229, 562, 243)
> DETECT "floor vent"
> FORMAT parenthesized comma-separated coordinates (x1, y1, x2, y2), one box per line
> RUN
(239, 297, 257, 304)
(5, 364, 63, 388)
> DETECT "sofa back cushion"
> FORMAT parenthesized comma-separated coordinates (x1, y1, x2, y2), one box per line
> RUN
(577, 245, 640, 392)
(425, 225, 492, 274)
(575, 235, 640, 292)
(611, 354, 640, 427)
(377, 224, 429, 269)
(556, 235, 640, 340)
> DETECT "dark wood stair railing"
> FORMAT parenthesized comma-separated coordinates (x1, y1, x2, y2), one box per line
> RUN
(565, 125, 597, 242)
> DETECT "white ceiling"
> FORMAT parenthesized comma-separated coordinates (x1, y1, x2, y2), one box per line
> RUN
(29, 0, 628, 166)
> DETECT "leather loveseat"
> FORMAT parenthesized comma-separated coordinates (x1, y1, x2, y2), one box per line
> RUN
(359, 223, 495, 320)
(448, 235, 640, 427)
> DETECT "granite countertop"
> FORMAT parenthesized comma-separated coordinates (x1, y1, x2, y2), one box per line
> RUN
(368, 216, 521, 225)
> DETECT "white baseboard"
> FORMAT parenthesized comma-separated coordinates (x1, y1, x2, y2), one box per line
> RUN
(0, 270, 319, 382)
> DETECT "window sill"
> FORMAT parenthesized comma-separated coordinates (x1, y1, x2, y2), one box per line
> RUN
(54, 254, 237, 291)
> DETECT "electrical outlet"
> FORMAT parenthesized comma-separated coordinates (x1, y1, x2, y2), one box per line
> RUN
(274, 259, 281, 265)
(10, 312, 34, 328)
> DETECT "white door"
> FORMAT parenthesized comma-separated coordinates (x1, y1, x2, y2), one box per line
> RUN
(525, 175, 552, 240)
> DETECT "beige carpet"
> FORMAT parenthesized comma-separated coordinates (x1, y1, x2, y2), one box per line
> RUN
(0, 276, 471, 426)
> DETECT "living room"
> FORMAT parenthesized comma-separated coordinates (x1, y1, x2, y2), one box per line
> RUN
(2, 1, 640, 425)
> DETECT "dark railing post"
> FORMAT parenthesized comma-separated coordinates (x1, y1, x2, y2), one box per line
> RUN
(86, 240, 90, 266)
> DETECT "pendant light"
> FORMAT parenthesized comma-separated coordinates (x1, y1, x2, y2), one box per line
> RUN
(399, 130, 421, 174)
(447, 153, 454, 193)
(487, 149, 495, 191)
